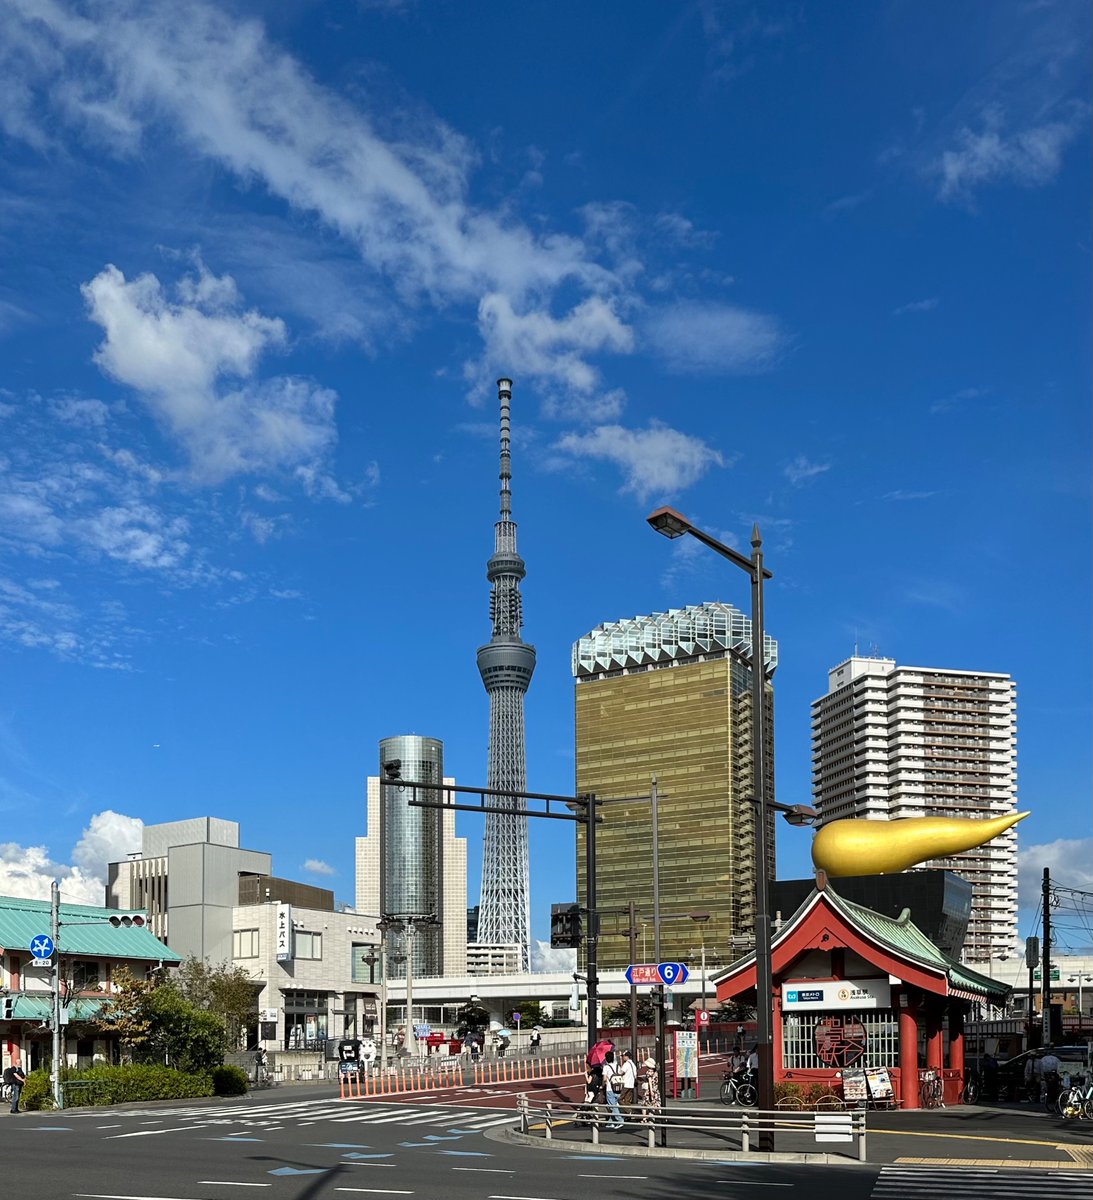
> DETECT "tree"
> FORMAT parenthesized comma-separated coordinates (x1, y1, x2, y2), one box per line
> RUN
(97, 967, 227, 1072)
(454, 1000, 491, 1037)
(508, 1001, 546, 1029)
(603, 996, 657, 1026)
(174, 957, 258, 1049)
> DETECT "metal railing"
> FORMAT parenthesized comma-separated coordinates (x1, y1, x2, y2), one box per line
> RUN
(516, 1096, 867, 1161)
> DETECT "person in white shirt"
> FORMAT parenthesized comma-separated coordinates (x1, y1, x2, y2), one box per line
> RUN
(618, 1049, 639, 1110)
(1039, 1047, 1061, 1103)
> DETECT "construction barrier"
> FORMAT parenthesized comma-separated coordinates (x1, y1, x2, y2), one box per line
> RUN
(337, 1053, 588, 1101)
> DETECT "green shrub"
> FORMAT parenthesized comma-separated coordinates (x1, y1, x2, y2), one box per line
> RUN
(212, 1065, 249, 1096)
(20, 1069, 54, 1111)
(24, 1063, 214, 1110)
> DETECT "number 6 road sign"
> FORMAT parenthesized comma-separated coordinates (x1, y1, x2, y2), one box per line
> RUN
(658, 961, 689, 985)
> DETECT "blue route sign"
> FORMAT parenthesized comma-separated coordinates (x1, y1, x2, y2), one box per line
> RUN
(657, 961, 689, 986)
(30, 934, 54, 959)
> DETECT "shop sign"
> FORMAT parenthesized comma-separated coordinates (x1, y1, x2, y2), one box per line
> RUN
(276, 904, 295, 963)
(782, 977, 890, 1011)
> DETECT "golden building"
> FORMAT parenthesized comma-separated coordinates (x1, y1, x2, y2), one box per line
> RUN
(572, 603, 776, 972)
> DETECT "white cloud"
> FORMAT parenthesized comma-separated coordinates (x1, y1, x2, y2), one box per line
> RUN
(472, 292, 634, 398)
(784, 455, 831, 486)
(83, 263, 341, 485)
(935, 107, 1085, 203)
(1020, 837, 1093, 898)
(0, 810, 142, 906)
(531, 939, 577, 973)
(304, 858, 336, 876)
(553, 421, 725, 501)
(644, 301, 787, 374)
(882, 489, 939, 502)
(892, 298, 939, 317)
(79, 503, 191, 570)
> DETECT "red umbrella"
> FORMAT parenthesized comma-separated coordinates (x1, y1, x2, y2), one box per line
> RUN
(587, 1039, 615, 1066)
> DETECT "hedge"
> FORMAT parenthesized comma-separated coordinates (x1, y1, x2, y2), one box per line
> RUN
(21, 1063, 219, 1110)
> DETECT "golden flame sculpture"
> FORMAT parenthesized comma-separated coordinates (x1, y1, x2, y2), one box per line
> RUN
(811, 811, 1029, 877)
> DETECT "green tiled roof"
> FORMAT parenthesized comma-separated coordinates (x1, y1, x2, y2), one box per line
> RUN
(0, 895, 180, 963)
(11, 994, 108, 1021)
(825, 888, 1009, 1002)
(712, 884, 1010, 1004)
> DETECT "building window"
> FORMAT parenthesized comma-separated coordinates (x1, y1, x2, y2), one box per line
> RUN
(72, 960, 100, 991)
(282, 989, 329, 1049)
(294, 931, 322, 960)
(782, 1011, 900, 1070)
(233, 929, 260, 959)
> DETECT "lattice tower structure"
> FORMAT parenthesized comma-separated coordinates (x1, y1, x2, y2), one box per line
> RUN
(476, 377, 536, 971)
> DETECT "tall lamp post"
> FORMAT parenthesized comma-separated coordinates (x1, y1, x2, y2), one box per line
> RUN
(647, 506, 776, 1136)
(689, 910, 711, 1046)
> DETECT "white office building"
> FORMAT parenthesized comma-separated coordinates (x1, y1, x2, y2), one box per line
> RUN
(811, 656, 1019, 962)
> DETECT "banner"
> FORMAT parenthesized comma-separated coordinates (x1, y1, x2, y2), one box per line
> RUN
(782, 977, 891, 1012)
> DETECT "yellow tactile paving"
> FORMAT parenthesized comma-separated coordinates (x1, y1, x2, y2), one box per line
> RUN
(895, 1157, 1093, 1170)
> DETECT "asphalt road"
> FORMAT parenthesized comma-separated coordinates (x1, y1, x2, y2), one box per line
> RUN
(2, 1085, 1091, 1200)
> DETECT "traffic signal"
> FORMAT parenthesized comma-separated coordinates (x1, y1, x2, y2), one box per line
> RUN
(2, 995, 14, 1019)
(108, 914, 146, 928)
(550, 903, 583, 949)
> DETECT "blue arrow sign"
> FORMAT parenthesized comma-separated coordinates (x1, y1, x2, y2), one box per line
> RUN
(658, 961, 689, 985)
(30, 934, 54, 959)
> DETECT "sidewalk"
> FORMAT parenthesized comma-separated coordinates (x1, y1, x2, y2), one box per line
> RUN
(503, 1097, 1093, 1169)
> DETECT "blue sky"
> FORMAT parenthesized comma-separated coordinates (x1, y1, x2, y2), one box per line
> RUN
(1, 1, 1089, 962)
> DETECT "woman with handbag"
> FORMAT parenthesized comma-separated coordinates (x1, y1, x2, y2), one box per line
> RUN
(638, 1057, 661, 1125)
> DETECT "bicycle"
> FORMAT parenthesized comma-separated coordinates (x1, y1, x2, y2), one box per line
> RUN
(719, 1067, 758, 1107)
(960, 1070, 980, 1105)
(1056, 1076, 1092, 1119)
(920, 1072, 945, 1108)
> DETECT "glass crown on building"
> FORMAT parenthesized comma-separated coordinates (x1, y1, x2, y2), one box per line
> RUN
(573, 601, 779, 679)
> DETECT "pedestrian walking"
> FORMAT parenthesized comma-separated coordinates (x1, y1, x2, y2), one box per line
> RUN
(638, 1057, 661, 1125)
(618, 1049, 639, 1111)
(4, 1062, 26, 1114)
(529, 1028, 541, 1055)
(603, 1050, 625, 1130)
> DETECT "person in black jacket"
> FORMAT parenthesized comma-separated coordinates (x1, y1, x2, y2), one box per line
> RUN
(4, 1062, 27, 1113)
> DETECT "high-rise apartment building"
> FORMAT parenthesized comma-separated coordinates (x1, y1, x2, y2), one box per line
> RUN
(355, 735, 467, 978)
(572, 602, 777, 970)
(811, 656, 1019, 961)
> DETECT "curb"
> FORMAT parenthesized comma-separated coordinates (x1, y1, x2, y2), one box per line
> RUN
(491, 1125, 868, 1166)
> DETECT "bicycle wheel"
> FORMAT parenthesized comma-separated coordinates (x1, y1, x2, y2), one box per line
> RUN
(962, 1077, 979, 1105)
(737, 1082, 758, 1107)
(719, 1081, 735, 1106)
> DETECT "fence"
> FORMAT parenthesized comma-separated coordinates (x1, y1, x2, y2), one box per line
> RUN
(516, 1096, 867, 1161)
(337, 1053, 589, 1099)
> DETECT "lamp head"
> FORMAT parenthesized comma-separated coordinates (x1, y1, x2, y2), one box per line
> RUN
(646, 506, 691, 539)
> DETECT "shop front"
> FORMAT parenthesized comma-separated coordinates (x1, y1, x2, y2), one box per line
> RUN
(714, 878, 1010, 1109)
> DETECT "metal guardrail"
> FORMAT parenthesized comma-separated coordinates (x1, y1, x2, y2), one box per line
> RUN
(516, 1096, 867, 1161)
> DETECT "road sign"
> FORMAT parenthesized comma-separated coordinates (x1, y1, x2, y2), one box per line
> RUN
(697, 1009, 710, 1026)
(625, 963, 661, 986)
(31, 958, 52, 968)
(30, 934, 54, 959)
(658, 961, 689, 985)
(512, 1012, 522, 1024)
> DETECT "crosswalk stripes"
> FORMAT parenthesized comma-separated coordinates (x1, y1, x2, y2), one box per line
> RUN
(871, 1165, 1093, 1199)
(74, 1097, 517, 1135)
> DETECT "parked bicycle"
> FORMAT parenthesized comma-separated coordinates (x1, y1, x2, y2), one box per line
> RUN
(960, 1070, 980, 1105)
(719, 1066, 758, 1107)
(1056, 1075, 1092, 1119)
(920, 1072, 945, 1108)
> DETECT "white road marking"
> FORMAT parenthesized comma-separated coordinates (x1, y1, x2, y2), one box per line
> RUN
(96, 1125, 122, 1129)
(334, 1190, 415, 1195)
(198, 1185, 271, 1189)
(103, 1127, 192, 1140)
(578, 1175, 647, 1181)
(450, 1168, 515, 1174)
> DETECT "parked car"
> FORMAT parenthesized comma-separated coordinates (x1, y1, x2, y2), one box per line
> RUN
(996, 1045, 1090, 1099)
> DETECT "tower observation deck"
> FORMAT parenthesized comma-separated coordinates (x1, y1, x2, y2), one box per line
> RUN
(476, 377, 536, 970)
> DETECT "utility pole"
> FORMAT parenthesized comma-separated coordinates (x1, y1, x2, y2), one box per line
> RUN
(1042, 868, 1052, 1043)
(628, 900, 638, 1060)
(50, 879, 62, 1110)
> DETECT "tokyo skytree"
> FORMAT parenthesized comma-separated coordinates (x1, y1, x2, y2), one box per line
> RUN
(476, 377, 536, 970)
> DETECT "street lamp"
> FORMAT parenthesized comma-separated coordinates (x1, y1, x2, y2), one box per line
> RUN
(380, 912, 438, 1061)
(648, 505, 777, 1140)
(362, 943, 388, 1072)
(689, 910, 711, 1045)
(1068, 973, 1093, 1017)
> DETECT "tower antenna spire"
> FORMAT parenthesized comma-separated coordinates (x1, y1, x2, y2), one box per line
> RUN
(476, 377, 536, 971)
